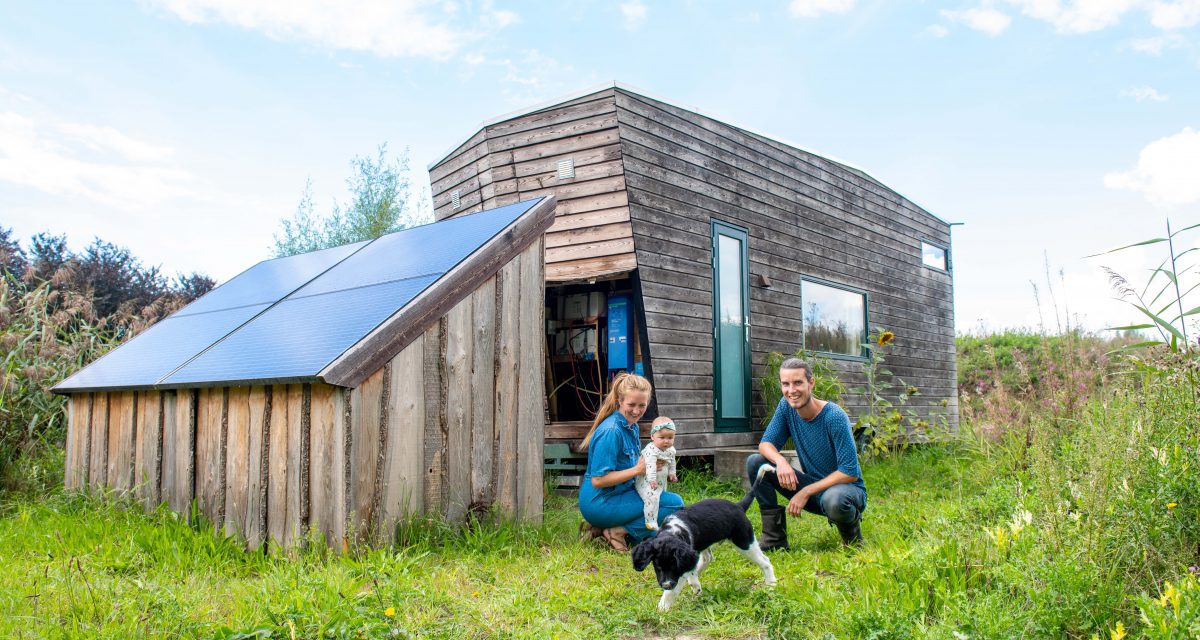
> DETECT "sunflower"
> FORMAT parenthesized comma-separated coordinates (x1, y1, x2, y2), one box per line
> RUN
(877, 331, 895, 347)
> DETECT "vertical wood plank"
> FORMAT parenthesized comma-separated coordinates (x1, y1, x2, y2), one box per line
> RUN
(309, 383, 347, 549)
(268, 384, 290, 549)
(493, 261, 521, 515)
(246, 386, 268, 550)
(444, 295, 473, 524)
(195, 388, 225, 529)
(470, 278, 496, 510)
(225, 387, 250, 540)
(64, 395, 89, 489)
(422, 320, 445, 516)
(89, 392, 108, 492)
(349, 367, 384, 542)
(172, 390, 196, 518)
(136, 392, 162, 511)
(381, 336, 425, 543)
(516, 239, 545, 522)
(108, 392, 135, 493)
(160, 391, 177, 512)
(289, 384, 305, 548)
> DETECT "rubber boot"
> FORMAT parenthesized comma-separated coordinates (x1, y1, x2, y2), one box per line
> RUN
(759, 505, 789, 552)
(836, 518, 863, 547)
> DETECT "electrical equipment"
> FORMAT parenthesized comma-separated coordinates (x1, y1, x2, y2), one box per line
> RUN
(607, 293, 631, 372)
(563, 292, 605, 320)
(569, 328, 597, 358)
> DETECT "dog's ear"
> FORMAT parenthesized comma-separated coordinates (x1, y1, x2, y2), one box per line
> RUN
(631, 539, 655, 572)
(673, 544, 699, 572)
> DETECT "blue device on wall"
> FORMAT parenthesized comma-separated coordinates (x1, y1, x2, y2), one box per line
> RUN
(607, 293, 631, 372)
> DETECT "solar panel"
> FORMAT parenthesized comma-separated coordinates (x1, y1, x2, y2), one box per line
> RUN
(175, 241, 368, 316)
(162, 275, 439, 385)
(54, 197, 546, 392)
(293, 200, 537, 297)
(53, 304, 270, 391)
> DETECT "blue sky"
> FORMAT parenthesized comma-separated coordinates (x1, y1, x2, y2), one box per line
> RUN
(2, 0, 1198, 335)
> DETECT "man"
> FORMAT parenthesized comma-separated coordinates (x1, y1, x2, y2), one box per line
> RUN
(745, 358, 867, 548)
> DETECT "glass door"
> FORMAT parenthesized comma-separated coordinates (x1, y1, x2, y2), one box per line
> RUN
(711, 221, 751, 431)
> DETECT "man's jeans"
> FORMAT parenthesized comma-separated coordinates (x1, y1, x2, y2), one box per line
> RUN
(744, 453, 866, 526)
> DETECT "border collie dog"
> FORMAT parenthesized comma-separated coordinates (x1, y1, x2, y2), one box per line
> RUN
(632, 464, 778, 611)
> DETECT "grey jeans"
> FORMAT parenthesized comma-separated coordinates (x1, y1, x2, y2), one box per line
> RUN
(744, 453, 866, 525)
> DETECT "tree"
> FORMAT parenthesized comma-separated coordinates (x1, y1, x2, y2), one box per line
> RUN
(272, 144, 431, 257)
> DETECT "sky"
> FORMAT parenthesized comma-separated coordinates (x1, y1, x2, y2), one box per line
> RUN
(2, 0, 1199, 336)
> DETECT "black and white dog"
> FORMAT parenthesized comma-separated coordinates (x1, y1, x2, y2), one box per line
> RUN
(632, 463, 778, 611)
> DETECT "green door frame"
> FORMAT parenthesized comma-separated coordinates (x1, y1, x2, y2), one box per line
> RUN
(711, 220, 752, 432)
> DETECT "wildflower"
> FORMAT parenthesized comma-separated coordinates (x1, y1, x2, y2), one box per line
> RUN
(1110, 621, 1126, 640)
(877, 331, 895, 347)
(1168, 502, 1178, 510)
(385, 607, 395, 617)
(1158, 581, 1180, 613)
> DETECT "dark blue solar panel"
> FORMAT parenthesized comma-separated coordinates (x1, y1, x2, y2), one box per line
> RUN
(162, 275, 439, 385)
(293, 200, 536, 297)
(54, 304, 270, 391)
(175, 241, 368, 316)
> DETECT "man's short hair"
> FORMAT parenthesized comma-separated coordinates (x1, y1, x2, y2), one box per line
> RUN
(779, 358, 814, 381)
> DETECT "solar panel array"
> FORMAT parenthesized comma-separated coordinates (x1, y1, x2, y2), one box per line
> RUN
(54, 198, 542, 391)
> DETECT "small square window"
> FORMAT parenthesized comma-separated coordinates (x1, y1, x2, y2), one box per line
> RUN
(922, 242, 947, 271)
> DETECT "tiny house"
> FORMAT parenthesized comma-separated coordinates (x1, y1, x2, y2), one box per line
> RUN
(429, 85, 957, 454)
(54, 198, 556, 550)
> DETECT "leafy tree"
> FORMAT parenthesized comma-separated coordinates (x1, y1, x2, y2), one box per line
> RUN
(273, 144, 431, 257)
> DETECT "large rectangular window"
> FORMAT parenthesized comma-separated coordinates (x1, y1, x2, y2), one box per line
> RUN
(801, 278, 867, 358)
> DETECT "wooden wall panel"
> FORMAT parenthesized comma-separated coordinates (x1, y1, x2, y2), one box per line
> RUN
(493, 261, 521, 514)
(245, 386, 268, 549)
(194, 388, 224, 529)
(423, 319, 446, 516)
(349, 366, 385, 541)
(469, 278, 496, 508)
(444, 293, 473, 524)
(135, 391, 162, 511)
(380, 335, 425, 542)
(65, 394, 90, 489)
(159, 391, 176, 512)
(267, 385, 289, 548)
(107, 391, 135, 493)
(167, 390, 194, 517)
(224, 387, 250, 539)
(516, 239, 545, 521)
(308, 383, 347, 551)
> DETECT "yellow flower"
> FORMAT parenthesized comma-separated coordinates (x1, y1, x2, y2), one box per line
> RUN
(1167, 502, 1178, 509)
(877, 331, 895, 347)
(384, 607, 395, 618)
(1110, 621, 1126, 640)
(1159, 582, 1181, 613)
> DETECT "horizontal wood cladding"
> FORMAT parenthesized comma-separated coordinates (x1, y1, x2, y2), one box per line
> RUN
(61, 242, 547, 550)
(430, 91, 636, 282)
(614, 89, 956, 431)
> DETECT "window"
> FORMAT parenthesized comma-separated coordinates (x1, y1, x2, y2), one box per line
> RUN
(922, 242, 948, 271)
(801, 278, 867, 358)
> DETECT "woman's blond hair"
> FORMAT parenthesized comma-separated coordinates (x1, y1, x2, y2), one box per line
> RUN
(579, 372, 652, 451)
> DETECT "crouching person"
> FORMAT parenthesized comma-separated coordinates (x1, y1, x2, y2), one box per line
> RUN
(746, 358, 867, 549)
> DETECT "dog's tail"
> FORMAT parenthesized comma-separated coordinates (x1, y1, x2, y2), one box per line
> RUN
(737, 463, 776, 512)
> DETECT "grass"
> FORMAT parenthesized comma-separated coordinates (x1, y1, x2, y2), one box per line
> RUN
(0, 438, 1156, 640)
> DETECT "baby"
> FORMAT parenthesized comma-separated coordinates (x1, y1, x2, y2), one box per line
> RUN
(636, 416, 678, 531)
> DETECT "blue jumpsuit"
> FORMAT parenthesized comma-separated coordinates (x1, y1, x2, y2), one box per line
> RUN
(577, 411, 684, 542)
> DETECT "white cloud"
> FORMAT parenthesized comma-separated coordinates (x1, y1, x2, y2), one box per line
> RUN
(1127, 33, 1182, 54)
(1120, 85, 1169, 101)
(788, 0, 856, 18)
(620, 1, 647, 30)
(941, 6, 1012, 36)
(1105, 127, 1200, 206)
(1007, 0, 1138, 33)
(1151, 0, 1200, 29)
(0, 111, 195, 210)
(147, 0, 519, 60)
(924, 23, 951, 37)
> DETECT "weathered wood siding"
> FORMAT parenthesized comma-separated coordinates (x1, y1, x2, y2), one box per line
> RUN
(431, 89, 636, 281)
(61, 240, 547, 550)
(613, 90, 958, 447)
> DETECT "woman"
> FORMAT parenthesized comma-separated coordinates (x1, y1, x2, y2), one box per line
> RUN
(578, 373, 684, 552)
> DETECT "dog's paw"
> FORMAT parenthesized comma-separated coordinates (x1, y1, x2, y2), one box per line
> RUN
(763, 577, 778, 588)
(689, 582, 702, 595)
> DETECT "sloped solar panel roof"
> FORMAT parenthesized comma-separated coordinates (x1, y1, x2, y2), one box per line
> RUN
(54, 198, 544, 392)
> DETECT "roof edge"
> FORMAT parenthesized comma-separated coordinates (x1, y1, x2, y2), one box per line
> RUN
(427, 82, 951, 228)
(318, 196, 556, 388)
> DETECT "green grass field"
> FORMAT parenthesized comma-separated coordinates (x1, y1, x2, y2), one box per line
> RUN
(3, 424, 1193, 640)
